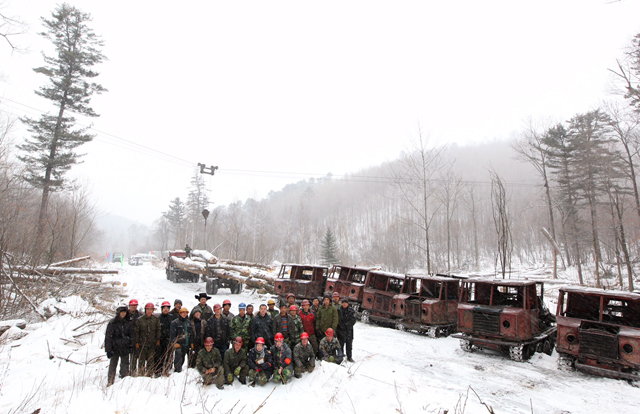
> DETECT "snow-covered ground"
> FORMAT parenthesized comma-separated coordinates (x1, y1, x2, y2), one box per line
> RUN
(2, 263, 640, 413)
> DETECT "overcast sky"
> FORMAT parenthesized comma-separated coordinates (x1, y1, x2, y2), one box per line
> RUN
(1, 0, 640, 224)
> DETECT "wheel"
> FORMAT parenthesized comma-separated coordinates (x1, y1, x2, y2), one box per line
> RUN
(460, 339, 473, 352)
(232, 281, 242, 294)
(361, 310, 371, 324)
(210, 280, 219, 295)
(509, 345, 525, 362)
(543, 339, 553, 356)
(395, 321, 406, 331)
(557, 354, 575, 371)
(426, 326, 437, 338)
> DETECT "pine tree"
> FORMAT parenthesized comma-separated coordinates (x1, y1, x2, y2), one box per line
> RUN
(18, 4, 106, 242)
(164, 198, 186, 248)
(320, 228, 340, 266)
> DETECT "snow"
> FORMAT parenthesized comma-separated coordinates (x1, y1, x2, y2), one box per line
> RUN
(2, 264, 640, 413)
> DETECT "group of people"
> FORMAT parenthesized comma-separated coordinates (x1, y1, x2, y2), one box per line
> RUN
(104, 291, 356, 388)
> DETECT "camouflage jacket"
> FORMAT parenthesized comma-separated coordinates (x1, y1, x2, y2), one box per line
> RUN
(190, 303, 213, 321)
(289, 315, 304, 348)
(270, 342, 293, 369)
(230, 314, 252, 346)
(267, 309, 279, 319)
(293, 342, 316, 367)
(196, 347, 222, 375)
(223, 347, 248, 373)
(135, 314, 161, 347)
(316, 305, 339, 334)
(319, 336, 343, 359)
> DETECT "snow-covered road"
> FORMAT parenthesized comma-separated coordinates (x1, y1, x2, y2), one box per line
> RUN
(2, 263, 640, 413)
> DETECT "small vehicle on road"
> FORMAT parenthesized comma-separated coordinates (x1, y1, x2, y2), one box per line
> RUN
(555, 286, 640, 380)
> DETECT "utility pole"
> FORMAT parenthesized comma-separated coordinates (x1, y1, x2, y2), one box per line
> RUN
(202, 209, 210, 251)
(198, 163, 218, 176)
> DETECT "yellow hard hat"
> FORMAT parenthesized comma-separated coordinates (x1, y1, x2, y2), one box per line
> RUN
(267, 299, 275, 305)
(179, 307, 189, 314)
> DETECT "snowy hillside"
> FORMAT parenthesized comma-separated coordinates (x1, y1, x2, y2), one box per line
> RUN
(2, 263, 640, 414)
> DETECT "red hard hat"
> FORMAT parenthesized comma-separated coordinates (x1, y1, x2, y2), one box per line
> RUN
(129, 299, 138, 306)
(286, 293, 295, 298)
(275, 333, 284, 341)
(145, 302, 155, 309)
(301, 299, 310, 306)
(301, 332, 309, 339)
(326, 328, 334, 337)
(332, 292, 340, 298)
(161, 301, 171, 307)
(223, 299, 231, 305)
(213, 304, 222, 311)
(204, 337, 214, 346)
(255, 337, 265, 345)
(289, 305, 298, 311)
(234, 336, 244, 345)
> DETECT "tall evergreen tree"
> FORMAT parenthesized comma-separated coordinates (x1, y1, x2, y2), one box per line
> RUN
(320, 228, 340, 266)
(164, 197, 186, 248)
(17, 4, 106, 243)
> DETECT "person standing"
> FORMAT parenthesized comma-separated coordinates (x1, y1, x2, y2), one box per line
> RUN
(230, 303, 251, 351)
(184, 244, 192, 258)
(246, 304, 255, 319)
(250, 304, 274, 348)
(196, 337, 224, 389)
(336, 299, 356, 362)
(293, 332, 315, 378)
(272, 304, 294, 347)
(170, 307, 195, 373)
(191, 293, 213, 321)
(105, 305, 134, 386)
(286, 293, 296, 308)
(156, 301, 173, 376)
(135, 303, 161, 377)
(222, 299, 234, 321)
(189, 309, 206, 368)
(247, 337, 273, 386)
(331, 292, 341, 308)
(311, 297, 321, 315)
(299, 299, 319, 356)
(288, 305, 304, 350)
(315, 295, 338, 342)
(169, 299, 182, 320)
(205, 303, 231, 359)
(271, 333, 293, 383)
(128, 299, 141, 375)
(223, 337, 249, 385)
(266, 299, 278, 319)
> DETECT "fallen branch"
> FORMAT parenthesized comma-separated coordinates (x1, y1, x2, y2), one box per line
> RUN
(54, 355, 82, 365)
(253, 386, 277, 414)
(1, 268, 47, 320)
(49, 256, 91, 267)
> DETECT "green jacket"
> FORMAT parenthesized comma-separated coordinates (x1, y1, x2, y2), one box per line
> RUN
(289, 315, 304, 348)
(135, 314, 161, 347)
(190, 303, 213, 321)
(230, 314, 252, 347)
(316, 304, 339, 334)
(196, 347, 222, 375)
(223, 346, 248, 374)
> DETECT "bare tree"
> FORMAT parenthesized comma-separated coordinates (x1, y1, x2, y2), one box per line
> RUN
(390, 128, 447, 273)
(489, 168, 512, 278)
(0, 1, 27, 53)
(437, 167, 462, 272)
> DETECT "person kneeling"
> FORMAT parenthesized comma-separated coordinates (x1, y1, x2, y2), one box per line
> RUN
(319, 328, 344, 364)
(271, 332, 293, 383)
(196, 337, 224, 389)
(293, 332, 315, 378)
(224, 337, 249, 385)
(247, 337, 273, 386)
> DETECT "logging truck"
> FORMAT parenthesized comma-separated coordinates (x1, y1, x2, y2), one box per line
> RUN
(166, 251, 199, 283)
(165, 250, 244, 294)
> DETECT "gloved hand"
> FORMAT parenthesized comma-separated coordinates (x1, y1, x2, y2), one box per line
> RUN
(175, 344, 181, 349)
(136, 343, 140, 349)
(191, 344, 194, 349)
(227, 373, 233, 383)
(156, 340, 160, 346)
(234, 366, 241, 376)
(106, 351, 114, 359)
(329, 356, 335, 363)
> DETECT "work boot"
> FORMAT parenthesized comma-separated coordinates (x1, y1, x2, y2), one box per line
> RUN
(347, 357, 354, 362)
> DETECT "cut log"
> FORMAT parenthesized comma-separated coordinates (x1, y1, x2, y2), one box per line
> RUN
(171, 257, 208, 275)
(191, 250, 218, 264)
(49, 256, 91, 267)
(221, 260, 274, 272)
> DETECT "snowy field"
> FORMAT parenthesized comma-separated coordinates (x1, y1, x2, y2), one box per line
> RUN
(2, 263, 640, 414)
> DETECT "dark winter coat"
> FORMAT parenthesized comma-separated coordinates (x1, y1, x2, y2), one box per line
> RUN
(337, 306, 356, 339)
(105, 306, 135, 357)
(170, 315, 196, 348)
(250, 313, 274, 347)
(205, 315, 230, 346)
(130, 309, 142, 322)
(270, 342, 293, 370)
(135, 314, 161, 348)
(272, 313, 295, 340)
(223, 346, 248, 374)
(159, 313, 173, 343)
(191, 316, 206, 347)
(190, 303, 213, 321)
(169, 307, 181, 321)
(316, 304, 339, 335)
(247, 346, 273, 377)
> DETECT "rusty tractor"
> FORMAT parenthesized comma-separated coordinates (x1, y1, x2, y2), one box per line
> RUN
(325, 265, 375, 311)
(452, 279, 556, 362)
(555, 286, 640, 380)
(360, 270, 406, 326)
(389, 273, 464, 337)
(274, 264, 329, 303)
